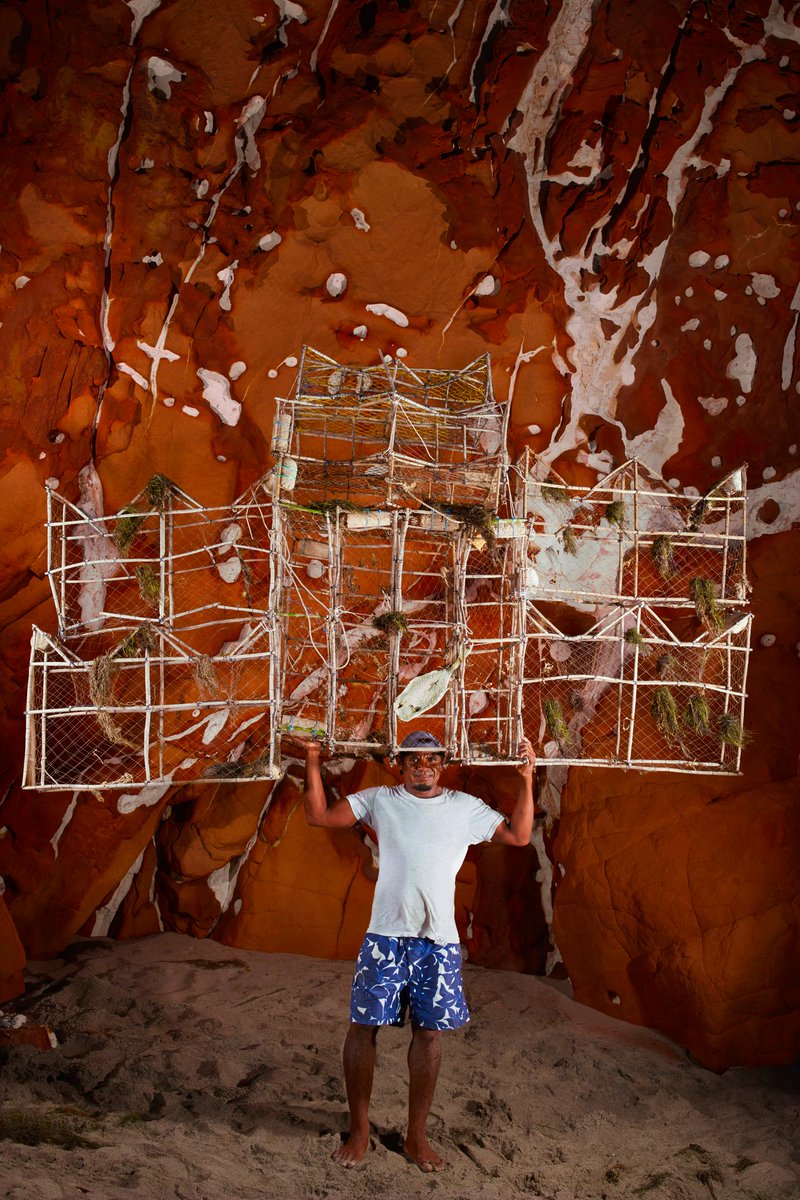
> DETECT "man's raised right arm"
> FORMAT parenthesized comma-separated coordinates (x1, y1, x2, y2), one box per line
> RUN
(286, 737, 359, 829)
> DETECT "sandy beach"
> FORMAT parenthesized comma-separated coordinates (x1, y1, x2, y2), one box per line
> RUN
(0, 934, 797, 1200)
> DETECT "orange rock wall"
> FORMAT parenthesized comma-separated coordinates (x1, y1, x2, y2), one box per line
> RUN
(0, 0, 798, 1068)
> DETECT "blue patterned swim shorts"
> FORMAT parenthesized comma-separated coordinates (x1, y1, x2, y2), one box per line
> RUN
(350, 934, 469, 1031)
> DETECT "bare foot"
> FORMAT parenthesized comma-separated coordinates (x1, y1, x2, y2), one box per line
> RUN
(332, 1131, 370, 1167)
(404, 1135, 446, 1173)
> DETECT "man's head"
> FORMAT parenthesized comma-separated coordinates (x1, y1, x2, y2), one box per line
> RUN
(397, 730, 446, 796)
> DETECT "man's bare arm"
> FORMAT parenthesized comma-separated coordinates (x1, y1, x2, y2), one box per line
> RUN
(491, 736, 536, 847)
(284, 737, 359, 829)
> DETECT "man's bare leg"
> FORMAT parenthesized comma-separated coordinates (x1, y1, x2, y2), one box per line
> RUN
(404, 1025, 446, 1172)
(333, 1023, 378, 1166)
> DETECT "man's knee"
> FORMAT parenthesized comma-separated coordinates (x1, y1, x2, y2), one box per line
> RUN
(410, 1025, 441, 1043)
(348, 1022, 380, 1044)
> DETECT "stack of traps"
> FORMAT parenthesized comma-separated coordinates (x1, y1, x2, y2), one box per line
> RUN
(24, 348, 752, 790)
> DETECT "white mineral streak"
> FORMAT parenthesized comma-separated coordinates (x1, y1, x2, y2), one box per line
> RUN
(475, 274, 498, 296)
(217, 556, 242, 583)
(726, 332, 757, 392)
(14, 276, 30, 289)
(326, 272, 347, 297)
(698, 396, 728, 415)
(149, 852, 165, 931)
(217, 259, 239, 310)
(202, 709, 230, 745)
(146, 57, 184, 99)
(747, 468, 800, 538)
(782, 282, 800, 390)
(509, 4, 768, 477)
(138, 95, 267, 397)
(258, 231, 282, 252)
(751, 273, 780, 299)
(548, 137, 603, 185)
(197, 368, 242, 425)
(117, 362, 149, 390)
(469, 0, 511, 103)
(117, 781, 172, 815)
(688, 250, 710, 267)
(350, 208, 370, 231)
(125, 0, 161, 43)
(353, 324, 368, 339)
(90, 849, 145, 936)
(681, 318, 700, 331)
(75, 463, 118, 630)
(309, 0, 340, 72)
(273, 0, 307, 34)
(365, 302, 409, 327)
(763, 0, 800, 44)
(99, 66, 134, 367)
(229, 361, 247, 380)
(50, 796, 78, 855)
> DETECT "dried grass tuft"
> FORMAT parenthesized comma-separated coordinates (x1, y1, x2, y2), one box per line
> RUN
(690, 577, 724, 633)
(192, 654, 219, 696)
(143, 474, 174, 511)
(541, 483, 569, 504)
(118, 623, 159, 659)
(651, 535, 677, 580)
(561, 526, 578, 556)
(373, 611, 408, 635)
(604, 500, 625, 528)
(624, 627, 645, 646)
(683, 692, 711, 735)
(88, 655, 137, 748)
(655, 652, 677, 680)
(543, 698, 573, 751)
(430, 502, 498, 551)
(718, 713, 752, 749)
(136, 564, 161, 607)
(651, 687, 681, 744)
(113, 508, 146, 554)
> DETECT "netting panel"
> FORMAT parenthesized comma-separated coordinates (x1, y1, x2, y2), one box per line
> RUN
(47, 488, 273, 649)
(518, 463, 747, 609)
(25, 627, 275, 790)
(521, 607, 751, 770)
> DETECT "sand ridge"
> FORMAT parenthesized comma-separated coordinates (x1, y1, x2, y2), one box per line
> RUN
(0, 934, 797, 1200)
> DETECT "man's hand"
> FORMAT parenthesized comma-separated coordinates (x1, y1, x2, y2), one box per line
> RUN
(492, 733, 536, 847)
(284, 734, 358, 830)
(282, 734, 325, 759)
(516, 736, 536, 779)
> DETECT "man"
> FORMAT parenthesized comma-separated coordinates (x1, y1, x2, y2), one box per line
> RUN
(292, 727, 536, 1173)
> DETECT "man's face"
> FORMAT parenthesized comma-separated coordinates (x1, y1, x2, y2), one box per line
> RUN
(398, 751, 445, 795)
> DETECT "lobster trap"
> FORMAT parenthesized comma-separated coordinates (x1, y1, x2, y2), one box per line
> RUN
(271, 346, 507, 508)
(24, 349, 754, 789)
(522, 604, 752, 772)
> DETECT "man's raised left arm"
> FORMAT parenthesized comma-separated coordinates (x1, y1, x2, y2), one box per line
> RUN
(491, 736, 535, 847)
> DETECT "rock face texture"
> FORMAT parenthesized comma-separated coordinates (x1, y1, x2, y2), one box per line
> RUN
(0, 0, 798, 1069)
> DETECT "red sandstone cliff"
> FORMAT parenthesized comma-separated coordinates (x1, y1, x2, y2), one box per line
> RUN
(0, 0, 798, 1070)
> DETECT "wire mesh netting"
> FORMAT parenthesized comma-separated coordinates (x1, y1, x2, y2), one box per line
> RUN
(272, 504, 526, 763)
(25, 625, 275, 790)
(517, 458, 747, 610)
(47, 479, 273, 650)
(521, 605, 751, 771)
(25, 350, 754, 789)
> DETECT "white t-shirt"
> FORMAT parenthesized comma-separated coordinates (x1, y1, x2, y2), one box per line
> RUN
(347, 784, 504, 945)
